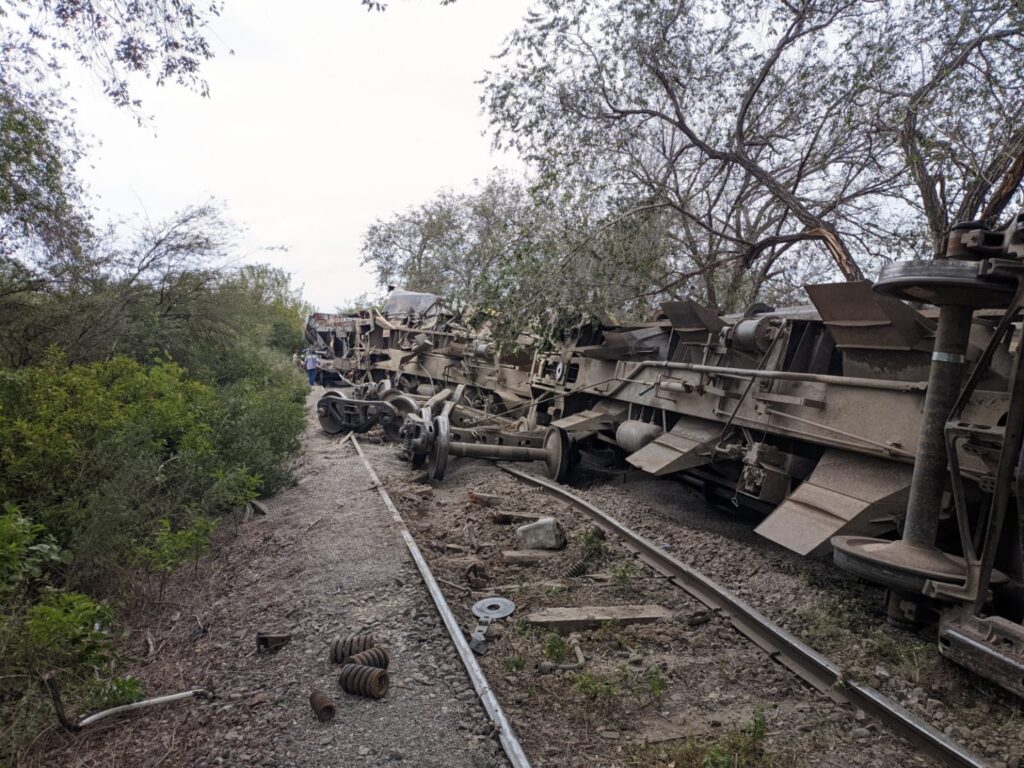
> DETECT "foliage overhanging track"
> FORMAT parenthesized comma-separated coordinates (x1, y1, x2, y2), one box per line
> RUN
(346, 435, 532, 768)
(497, 464, 988, 768)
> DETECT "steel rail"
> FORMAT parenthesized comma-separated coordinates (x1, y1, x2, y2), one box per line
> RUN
(348, 436, 532, 768)
(498, 465, 987, 768)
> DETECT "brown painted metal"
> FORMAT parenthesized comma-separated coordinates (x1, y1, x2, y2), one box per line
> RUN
(312, 210, 1024, 701)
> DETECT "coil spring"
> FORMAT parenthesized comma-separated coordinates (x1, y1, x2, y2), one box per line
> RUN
(339, 663, 390, 699)
(309, 689, 336, 721)
(348, 646, 390, 670)
(330, 632, 375, 664)
(564, 559, 587, 578)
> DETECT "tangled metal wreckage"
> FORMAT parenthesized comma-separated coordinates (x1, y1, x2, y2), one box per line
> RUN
(309, 214, 1024, 700)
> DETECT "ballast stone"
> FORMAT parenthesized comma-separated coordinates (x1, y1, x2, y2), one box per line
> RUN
(516, 517, 566, 550)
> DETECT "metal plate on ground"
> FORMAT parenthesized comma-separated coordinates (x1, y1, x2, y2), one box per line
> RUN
(472, 596, 516, 620)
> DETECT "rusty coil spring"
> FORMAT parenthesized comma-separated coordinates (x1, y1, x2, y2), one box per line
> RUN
(347, 646, 390, 670)
(331, 632, 375, 664)
(563, 559, 587, 578)
(309, 689, 336, 721)
(338, 663, 390, 699)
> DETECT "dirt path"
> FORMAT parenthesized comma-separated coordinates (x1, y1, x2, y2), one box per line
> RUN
(39, 391, 506, 768)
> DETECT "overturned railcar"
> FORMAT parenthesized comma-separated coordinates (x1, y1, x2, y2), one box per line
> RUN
(318, 213, 1024, 698)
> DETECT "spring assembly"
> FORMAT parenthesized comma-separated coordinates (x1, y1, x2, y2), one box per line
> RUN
(338, 663, 390, 699)
(348, 647, 390, 670)
(563, 559, 587, 578)
(330, 632, 375, 664)
(309, 689, 336, 721)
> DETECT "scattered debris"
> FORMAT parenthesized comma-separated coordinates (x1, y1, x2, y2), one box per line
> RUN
(348, 647, 390, 670)
(330, 632, 376, 665)
(516, 516, 566, 550)
(468, 489, 502, 507)
(255, 632, 291, 654)
(309, 689, 336, 721)
(469, 596, 516, 655)
(491, 510, 543, 525)
(563, 559, 588, 578)
(465, 561, 490, 589)
(539, 633, 586, 674)
(686, 609, 713, 627)
(525, 604, 673, 632)
(501, 549, 560, 566)
(338, 663, 390, 699)
(43, 675, 211, 732)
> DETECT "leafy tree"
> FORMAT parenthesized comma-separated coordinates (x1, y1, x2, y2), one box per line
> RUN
(362, 174, 693, 343)
(481, 0, 1024, 287)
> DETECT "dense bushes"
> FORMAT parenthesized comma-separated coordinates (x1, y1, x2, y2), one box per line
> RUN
(0, 349, 306, 757)
(0, 353, 304, 589)
(0, 205, 311, 760)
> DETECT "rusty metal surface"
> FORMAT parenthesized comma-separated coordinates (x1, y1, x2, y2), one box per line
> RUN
(347, 647, 390, 670)
(330, 632, 375, 665)
(338, 664, 390, 699)
(309, 690, 336, 721)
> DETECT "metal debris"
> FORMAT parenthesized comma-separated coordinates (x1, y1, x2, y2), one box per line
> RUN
(309, 690, 336, 721)
(330, 632, 376, 665)
(338, 664, 390, 699)
(347, 647, 390, 670)
(255, 632, 291, 654)
(468, 596, 516, 656)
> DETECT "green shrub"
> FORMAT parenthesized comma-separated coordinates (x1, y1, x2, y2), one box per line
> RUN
(610, 560, 639, 589)
(0, 349, 304, 761)
(543, 632, 568, 662)
(0, 353, 303, 590)
(134, 516, 219, 598)
(571, 671, 618, 700)
(646, 664, 667, 700)
(579, 527, 608, 561)
(23, 590, 114, 673)
(0, 504, 67, 601)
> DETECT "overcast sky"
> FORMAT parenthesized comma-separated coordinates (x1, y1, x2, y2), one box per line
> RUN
(69, 0, 532, 310)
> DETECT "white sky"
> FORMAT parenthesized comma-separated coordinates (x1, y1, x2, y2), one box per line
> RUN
(70, 0, 532, 310)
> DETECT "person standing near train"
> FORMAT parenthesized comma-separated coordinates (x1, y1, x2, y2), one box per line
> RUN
(304, 350, 318, 386)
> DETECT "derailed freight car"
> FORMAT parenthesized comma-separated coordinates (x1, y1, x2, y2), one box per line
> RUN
(316, 213, 1024, 699)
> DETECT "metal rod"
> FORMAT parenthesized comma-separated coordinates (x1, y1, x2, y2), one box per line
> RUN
(631, 361, 928, 393)
(499, 465, 987, 768)
(903, 305, 973, 548)
(450, 443, 548, 462)
(78, 689, 209, 728)
(349, 436, 532, 768)
(763, 408, 914, 458)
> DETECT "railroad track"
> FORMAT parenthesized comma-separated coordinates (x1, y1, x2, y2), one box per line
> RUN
(349, 431, 989, 768)
(498, 465, 988, 768)
(347, 435, 531, 768)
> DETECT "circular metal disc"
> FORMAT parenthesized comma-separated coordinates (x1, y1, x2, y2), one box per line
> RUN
(471, 596, 516, 620)
(380, 393, 417, 442)
(544, 427, 571, 482)
(428, 413, 450, 481)
(874, 260, 1015, 308)
(316, 392, 350, 435)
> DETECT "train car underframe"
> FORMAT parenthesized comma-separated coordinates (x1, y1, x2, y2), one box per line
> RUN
(312, 213, 1024, 700)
